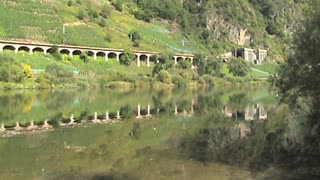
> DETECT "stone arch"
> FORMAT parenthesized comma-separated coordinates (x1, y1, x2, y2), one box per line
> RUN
(18, 46, 30, 53)
(33, 47, 45, 53)
(87, 51, 94, 57)
(140, 54, 148, 62)
(177, 57, 184, 62)
(97, 51, 106, 58)
(108, 52, 117, 59)
(72, 50, 82, 56)
(3, 45, 15, 52)
(60, 49, 70, 55)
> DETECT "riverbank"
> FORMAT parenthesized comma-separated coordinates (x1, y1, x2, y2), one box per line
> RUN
(0, 51, 275, 90)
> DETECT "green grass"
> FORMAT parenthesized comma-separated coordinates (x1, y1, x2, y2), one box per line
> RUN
(252, 63, 278, 74)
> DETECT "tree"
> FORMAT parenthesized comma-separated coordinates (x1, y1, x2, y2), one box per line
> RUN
(80, 52, 89, 63)
(276, 2, 320, 115)
(48, 45, 62, 60)
(46, 64, 73, 78)
(228, 58, 250, 77)
(120, 49, 135, 66)
(77, 9, 85, 20)
(152, 53, 174, 76)
(100, 4, 111, 18)
(112, 0, 123, 12)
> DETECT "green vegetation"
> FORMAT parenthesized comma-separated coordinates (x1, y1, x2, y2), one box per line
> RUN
(276, 1, 320, 118)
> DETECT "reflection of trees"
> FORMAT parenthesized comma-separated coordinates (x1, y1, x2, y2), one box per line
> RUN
(228, 93, 250, 111)
(0, 92, 34, 121)
(181, 105, 320, 178)
(194, 92, 223, 115)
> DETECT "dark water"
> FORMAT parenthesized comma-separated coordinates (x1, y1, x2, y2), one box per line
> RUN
(0, 87, 319, 179)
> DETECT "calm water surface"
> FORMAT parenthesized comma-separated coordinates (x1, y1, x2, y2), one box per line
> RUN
(1, 87, 317, 179)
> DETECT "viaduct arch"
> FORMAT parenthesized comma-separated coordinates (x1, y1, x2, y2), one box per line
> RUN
(0, 40, 194, 68)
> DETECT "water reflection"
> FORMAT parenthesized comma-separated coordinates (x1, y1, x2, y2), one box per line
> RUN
(0, 87, 289, 179)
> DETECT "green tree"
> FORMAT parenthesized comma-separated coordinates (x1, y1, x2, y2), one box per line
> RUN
(157, 70, 172, 84)
(152, 53, 174, 76)
(80, 52, 89, 63)
(228, 58, 250, 77)
(48, 45, 62, 60)
(46, 64, 73, 78)
(120, 49, 135, 66)
(100, 4, 111, 18)
(276, 2, 320, 115)
(77, 9, 85, 20)
(112, 0, 123, 12)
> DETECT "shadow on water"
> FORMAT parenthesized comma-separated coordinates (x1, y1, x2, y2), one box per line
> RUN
(179, 101, 320, 179)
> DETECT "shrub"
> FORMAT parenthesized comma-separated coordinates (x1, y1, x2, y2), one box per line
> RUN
(157, 70, 172, 84)
(100, 5, 111, 18)
(77, 10, 85, 20)
(21, 63, 33, 79)
(200, 74, 215, 86)
(228, 58, 250, 77)
(172, 75, 187, 87)
(120, 49, 135, 66)
(178, 60, 192, 69)
(99, 19, 107, 27)
(112, 0, 123, 12)
(45, 64, 73, 78)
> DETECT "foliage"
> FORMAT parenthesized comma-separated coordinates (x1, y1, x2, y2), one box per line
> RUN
(45, 63, 73, 78)
(99, 18, 107, 27)
(0, 54, 26, 83)
(200, 74, 215, 86)
(198, 56, 222, 77)
(120, 49, 135, 66)
(100, 5, 111, 18)
(112, 0, 124, 12)
(21, 63, 33, 79)
(48, 45, 62, 60)
(172, 75, 187, 87)
(80, 52, 90, 63)
(178, 60, 192, 69)
(77, 9, 85, 20)
(128, 29, 141, 47)
(228, 58, 250, 77)
(276, 2, 320, 115)
(157, 70, 172, 84)
(152, 53, 174, 76)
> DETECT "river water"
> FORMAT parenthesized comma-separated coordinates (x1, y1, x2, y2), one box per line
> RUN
(0, 87, 318, 179)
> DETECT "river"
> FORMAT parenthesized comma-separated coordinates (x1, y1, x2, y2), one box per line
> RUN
(0, 87, 318, 179)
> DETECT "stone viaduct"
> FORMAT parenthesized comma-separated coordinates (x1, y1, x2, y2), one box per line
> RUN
(0, 40, 194, 67)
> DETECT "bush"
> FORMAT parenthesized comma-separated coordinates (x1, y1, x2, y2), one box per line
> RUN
(45, 64, 73, 78)
(178, 60, 192, 69)
(77, 10, 85, 20)
(200, 74, 215, 86)
(100, 5, 111, 18)
(120, 49, 135, 66)
(157, 70, 172, 84)
(172, 75, 187, 87)
(99, 19, 107, 27)
(112, 0, 123, 12)
(228, 58, 250, 77)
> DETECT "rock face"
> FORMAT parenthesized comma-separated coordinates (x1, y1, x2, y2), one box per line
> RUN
(207, 12, 252, 46)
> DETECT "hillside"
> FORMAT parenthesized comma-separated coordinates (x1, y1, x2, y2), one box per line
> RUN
(0, 0, 196, 53)
(0, 0, 309, 60)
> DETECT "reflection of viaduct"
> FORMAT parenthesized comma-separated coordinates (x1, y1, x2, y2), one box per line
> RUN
(0, 103, 195, 137)
(223, 103, 268, 121)
(0, 40, 194, 67)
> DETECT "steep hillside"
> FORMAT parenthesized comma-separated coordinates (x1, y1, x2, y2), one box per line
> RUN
(0, 0, 196, 53)
(0, 0, 309, 60)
